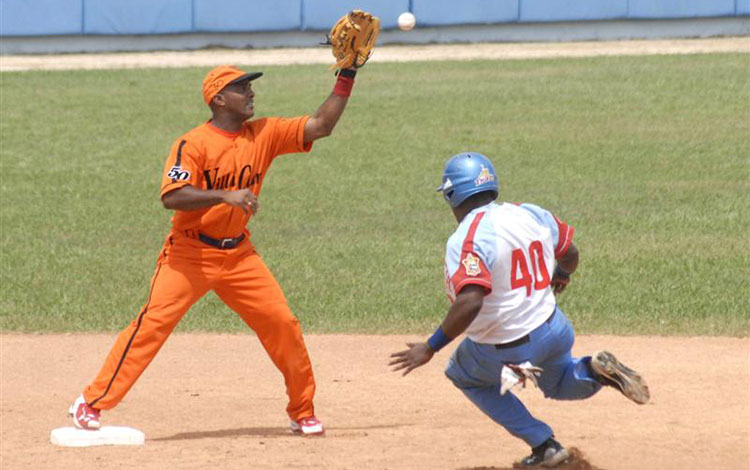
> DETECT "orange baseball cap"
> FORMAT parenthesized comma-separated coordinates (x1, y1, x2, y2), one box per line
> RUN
(202, 65, 262, 105)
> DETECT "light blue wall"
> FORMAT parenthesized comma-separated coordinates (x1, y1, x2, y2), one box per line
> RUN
(84, 0, 192, 34)
(302, 0, 407, 30)
(628, 0, 735, 18)
(521, 0, 627, 22)
(412, 0, 519, 26)
(0, 0, 747, 37)
(1, 0, 82, 35)
(193, 0, 302, 32)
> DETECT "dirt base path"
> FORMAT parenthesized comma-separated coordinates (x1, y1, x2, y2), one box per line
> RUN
(2, 334, 748, 470)
(1, 37, 748, 71)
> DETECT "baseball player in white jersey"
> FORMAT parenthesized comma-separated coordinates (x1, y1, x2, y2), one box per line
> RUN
(390, 152, 650, 468)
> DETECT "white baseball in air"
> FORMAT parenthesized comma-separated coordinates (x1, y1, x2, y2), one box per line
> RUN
(397, 12, 416, 31)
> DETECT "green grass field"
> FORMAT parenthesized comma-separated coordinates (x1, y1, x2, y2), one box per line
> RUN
(1, 53, 748, 335)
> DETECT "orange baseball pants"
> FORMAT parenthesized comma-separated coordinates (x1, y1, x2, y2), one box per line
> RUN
(82, 232, 316, 421)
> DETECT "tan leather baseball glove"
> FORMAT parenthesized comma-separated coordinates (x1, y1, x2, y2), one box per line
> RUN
(327, 9, 380, 70)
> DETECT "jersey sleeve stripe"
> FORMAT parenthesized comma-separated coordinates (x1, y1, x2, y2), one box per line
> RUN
(451, 211, 493, 296)
(462, 211, 486, 253)
(554, 220, 575, 258)
(174, 139, 187, 168)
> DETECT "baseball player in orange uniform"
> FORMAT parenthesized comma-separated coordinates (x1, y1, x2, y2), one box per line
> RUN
(68, 63, 362, 436)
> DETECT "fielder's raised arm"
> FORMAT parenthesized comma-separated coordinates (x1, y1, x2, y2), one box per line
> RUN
(304, 9, 380, 143)
(303, 68, 356, 143)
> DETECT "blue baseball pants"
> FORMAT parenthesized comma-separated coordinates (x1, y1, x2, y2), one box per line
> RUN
(444, 307, 601, 448)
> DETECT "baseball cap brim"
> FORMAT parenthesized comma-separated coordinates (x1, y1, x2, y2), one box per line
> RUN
(229, 72, 263, 84)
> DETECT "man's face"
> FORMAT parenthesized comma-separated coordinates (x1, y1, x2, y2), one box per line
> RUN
(217, 79, 255, 119)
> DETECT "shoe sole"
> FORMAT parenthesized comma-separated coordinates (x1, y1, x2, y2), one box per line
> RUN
(514, 448, 570, 468)
(289, 422, 325, 436)
(291, 429, 325, 436)
(290, 428, 325, 436)
(543, 448, 570, 467)
(592, 351, 650, 404)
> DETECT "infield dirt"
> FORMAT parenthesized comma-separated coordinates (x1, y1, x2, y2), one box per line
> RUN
(2, 333, 748, 470)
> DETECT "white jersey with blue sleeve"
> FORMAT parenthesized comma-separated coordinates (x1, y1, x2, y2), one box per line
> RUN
(444, 201, 575, 344)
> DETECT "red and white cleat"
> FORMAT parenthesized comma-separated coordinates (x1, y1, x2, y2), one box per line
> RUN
(289, 416, 325, 436)
(68, 394, 101, 430)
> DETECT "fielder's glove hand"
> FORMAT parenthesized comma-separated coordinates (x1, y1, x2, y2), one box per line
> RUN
(326, 10, 380, 71)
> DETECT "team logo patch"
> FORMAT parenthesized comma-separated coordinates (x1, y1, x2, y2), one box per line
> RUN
(461, 252, 482, 276)
(474, 165, 495, 186)
(167, 166, 190, 181)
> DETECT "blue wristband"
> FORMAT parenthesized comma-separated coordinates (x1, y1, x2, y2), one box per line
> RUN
(427, 326, 453, 352)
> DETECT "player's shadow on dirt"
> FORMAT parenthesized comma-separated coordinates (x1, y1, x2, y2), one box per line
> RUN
(151, 427, 289, 441)
(458, 448, 606, 470)
(151, 423, 411, 441)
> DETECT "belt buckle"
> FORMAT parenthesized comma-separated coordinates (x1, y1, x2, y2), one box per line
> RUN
(220, 237, 234, 249)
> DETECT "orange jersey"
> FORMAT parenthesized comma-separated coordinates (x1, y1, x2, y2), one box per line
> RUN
(160, 117, 312, 239)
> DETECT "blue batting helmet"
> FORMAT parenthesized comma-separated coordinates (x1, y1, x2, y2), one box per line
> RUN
(436, 152, 499, 208)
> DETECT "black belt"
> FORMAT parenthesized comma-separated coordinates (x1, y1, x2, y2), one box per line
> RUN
(198, 233, 245, 249)
(495, 309, 557, 350)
